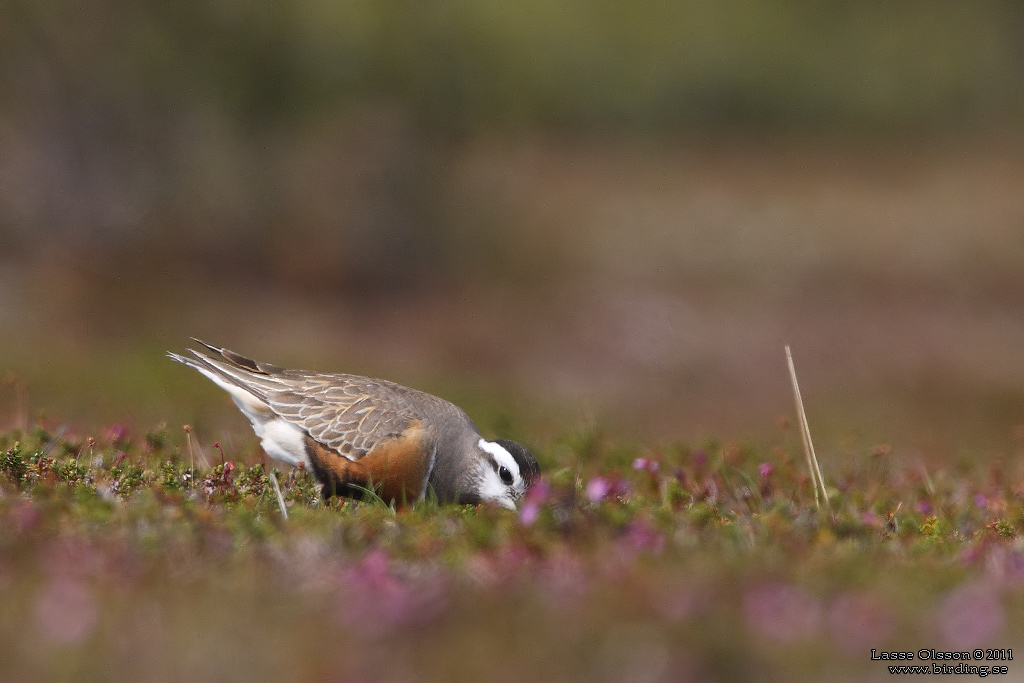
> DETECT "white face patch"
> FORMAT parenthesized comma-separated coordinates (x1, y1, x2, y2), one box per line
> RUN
(476, 439, 525, 509)
(478, 439, 521, 478)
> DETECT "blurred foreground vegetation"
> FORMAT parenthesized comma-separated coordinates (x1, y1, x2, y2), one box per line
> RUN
(2, 422, 1024, 681)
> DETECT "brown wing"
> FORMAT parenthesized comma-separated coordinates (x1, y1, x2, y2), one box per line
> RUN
(268, 375, 453, 503)
(184, 338, 442, 461)
(264, 372, 440, 460)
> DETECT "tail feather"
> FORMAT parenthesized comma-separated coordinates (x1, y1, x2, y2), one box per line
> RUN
(168, 342, 311, 469)
(190, 339, 283, 376)
(167, 341, 284, 404)
(167, 349, 268, 402)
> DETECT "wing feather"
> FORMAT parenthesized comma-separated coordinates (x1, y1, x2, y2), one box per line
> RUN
(175, 341, 456, 463)
(260, 373, 447, 461)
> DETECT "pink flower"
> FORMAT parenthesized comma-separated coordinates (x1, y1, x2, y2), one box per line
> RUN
(936, 583, 1004, 648)
(518, 500, 541, 526)
(610, 478, 633, 499)
(623, 519, 665, 554)
(9, 501, 39, 534)
(105, 424, 128, 445)
(743, 583, 821, 643)
(586, 477, 611, 503)
(34, 578, 98, 644)
(524, 477, 551, 504)
(758, 463, 773, 479)
(334, 551, 448, 636)
(633, 458, 660, 474)
(826, 593, 894, 653)
(42, 540, 103, 579)
(652, 580, 704, 622)
(987, 547, 1024, 585)
(540, 552, 589, 605)
(860, 511, 881, 527)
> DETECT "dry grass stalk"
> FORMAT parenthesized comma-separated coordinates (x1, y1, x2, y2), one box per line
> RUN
(182, 424, 211, 474)
(269, 471, 289, 521)
(785, 345, 829, 508)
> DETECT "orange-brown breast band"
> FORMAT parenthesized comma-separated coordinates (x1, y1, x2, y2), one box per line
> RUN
(304, 420, 432, 505)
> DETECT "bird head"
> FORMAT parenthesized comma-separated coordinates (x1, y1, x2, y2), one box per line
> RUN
(473, 439, 541, 510)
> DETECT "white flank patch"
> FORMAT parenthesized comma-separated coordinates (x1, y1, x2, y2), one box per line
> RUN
(253, 418, 310, 468)
(190, 364, 310, 468)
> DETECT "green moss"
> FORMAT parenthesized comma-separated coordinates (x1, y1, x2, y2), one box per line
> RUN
(990, 519, 1015, 539)
(110, 463, 146, 497)
(0, 442, 26, 487)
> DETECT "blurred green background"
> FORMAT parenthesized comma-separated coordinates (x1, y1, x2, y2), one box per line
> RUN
(3, 0, 1024, 458)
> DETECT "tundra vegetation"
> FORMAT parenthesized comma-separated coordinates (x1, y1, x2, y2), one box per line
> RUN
(0, 418, 1020, 682)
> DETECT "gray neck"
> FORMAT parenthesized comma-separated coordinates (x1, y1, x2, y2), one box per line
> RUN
(427, 417, 481, 504)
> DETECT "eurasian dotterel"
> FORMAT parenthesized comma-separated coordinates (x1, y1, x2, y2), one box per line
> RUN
(168, 340, 540, 509)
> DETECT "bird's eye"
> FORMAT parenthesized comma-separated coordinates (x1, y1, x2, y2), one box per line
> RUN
(498, 466, 514, 485)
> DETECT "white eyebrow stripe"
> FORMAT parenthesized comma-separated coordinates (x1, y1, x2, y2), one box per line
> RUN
(478, 439, 520, 477)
